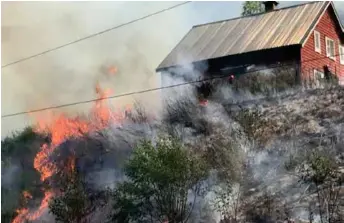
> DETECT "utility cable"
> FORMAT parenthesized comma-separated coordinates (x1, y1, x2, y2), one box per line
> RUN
(2, 53, 343, 118)
(3, 58, 334, 119)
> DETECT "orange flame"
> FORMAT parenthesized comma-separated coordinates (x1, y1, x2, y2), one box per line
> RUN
(34, 115, 90, 181)
(92, 82, 113, 128)
(13, 83, 122, 223)
(68, 156, 76, 173)
(107, 66, 117, 75)
(12, 209, 29, 223)
(23, 191, 33, 200)
(12, 191, 53, 223)
(199, 99, 208, 106)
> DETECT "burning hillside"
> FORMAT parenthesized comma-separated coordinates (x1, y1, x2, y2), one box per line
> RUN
(2, 80, 344, 223)
(8, 81, 135, 223)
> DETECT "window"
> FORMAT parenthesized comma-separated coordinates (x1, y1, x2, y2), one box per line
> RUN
(314, 69, 324, 79)
(325, 37, 335, 60)
(314, 69, 324, 87)
(314, 31, 321, 53)
(339, 45, 344, 65)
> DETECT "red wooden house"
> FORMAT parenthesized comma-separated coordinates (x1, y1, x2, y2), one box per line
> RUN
(156, 1, 344, 86)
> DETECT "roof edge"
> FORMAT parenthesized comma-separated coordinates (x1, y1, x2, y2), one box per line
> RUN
(156, 28, 194, 72)
(330, 1, 344, 33)
(192, 1, 322, 29)
(301, 1, 330, 46)
(301, 1, 344, 47)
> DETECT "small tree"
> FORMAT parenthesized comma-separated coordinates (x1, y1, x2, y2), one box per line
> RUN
(298, 150, 344, 223)
(49, 161, 108, 223)
(110, 136, 209, 223)
(214, 183, 243, 222)
(241, 1, 264, 16)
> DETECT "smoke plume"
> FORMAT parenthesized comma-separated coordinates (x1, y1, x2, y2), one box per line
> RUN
(1, 1, 193, 137)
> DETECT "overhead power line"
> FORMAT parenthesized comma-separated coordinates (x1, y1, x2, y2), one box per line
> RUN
(1, 63, 292, 118)
(4, 52, 342, 119)
(1, 72, 236, 118)
(1, 1, 191, 68)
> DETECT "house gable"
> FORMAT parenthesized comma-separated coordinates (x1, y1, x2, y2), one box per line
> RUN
(301, 2, 344, 47)
(301, 2, 344, 80)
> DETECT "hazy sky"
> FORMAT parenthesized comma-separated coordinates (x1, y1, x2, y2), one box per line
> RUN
(1, 1, 344, 137)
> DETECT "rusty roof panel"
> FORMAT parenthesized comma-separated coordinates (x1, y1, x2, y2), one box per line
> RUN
(157, 1, 329, 70)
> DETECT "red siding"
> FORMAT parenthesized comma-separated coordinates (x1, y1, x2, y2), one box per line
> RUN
(301, 5, 344, 84)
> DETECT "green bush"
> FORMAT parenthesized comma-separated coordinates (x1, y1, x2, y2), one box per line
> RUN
(110, 136, 209, 223)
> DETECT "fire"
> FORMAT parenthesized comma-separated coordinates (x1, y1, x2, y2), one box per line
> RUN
(12, 83, 123, 223)
(12, 191, 32, 223)
(93, 82, 113, 128)
(199, 99, 208, 106)
(12, 191, 53, 223)
(12, 209, 29, 223)
(34, 115, 90, 181)
(107, 66, 117, 75)
(27, 191, 53, 221)
(68, 156, 76, 173)
(23, 191, 33, 200)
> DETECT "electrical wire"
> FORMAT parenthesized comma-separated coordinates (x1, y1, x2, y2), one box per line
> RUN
(4, 53, 343, 119)
(1, 1, 191, 68)
(1, 63, 295, 118)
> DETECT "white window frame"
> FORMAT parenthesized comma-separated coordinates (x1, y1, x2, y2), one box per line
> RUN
(313, 69, 324, 87)
(339, 45, 344, 65)
(325, 37, 336, 60)
(314, 69, 324, 79)
(314, 30, 321, 53)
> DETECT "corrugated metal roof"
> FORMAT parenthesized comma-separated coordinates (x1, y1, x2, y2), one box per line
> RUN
(157, 1, 330, 71)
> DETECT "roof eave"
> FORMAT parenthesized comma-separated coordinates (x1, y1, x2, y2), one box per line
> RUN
(155, 28, 194, 73)
(156, 44, 302, 72)
(156, 63, 182, 73)
(156, 67, 167, 73)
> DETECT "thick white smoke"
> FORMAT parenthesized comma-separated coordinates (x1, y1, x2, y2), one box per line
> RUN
(1, 1, 193, 137)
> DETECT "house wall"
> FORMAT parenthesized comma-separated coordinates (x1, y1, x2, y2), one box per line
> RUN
(301, 5, 344, 84)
